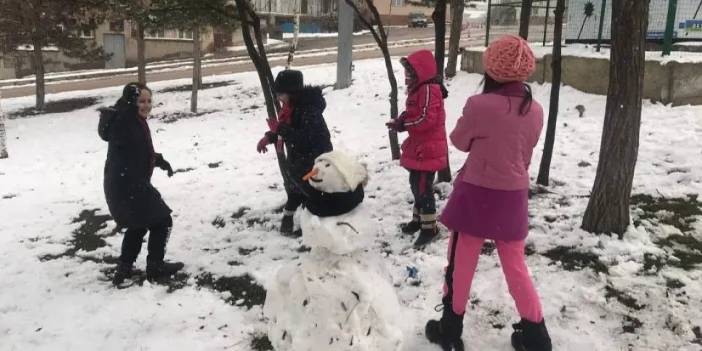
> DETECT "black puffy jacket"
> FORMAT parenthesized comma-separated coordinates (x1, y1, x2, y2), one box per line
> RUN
(98, 103, 171, 228)
(272, 87, 333, 191)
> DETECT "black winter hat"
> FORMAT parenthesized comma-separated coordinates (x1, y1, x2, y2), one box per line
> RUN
(274, 70, 303, 94)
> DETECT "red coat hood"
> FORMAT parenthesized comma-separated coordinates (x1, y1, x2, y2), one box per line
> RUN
(405, 50, 437, 84)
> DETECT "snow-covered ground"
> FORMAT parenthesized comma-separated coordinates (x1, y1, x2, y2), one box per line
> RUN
(0, 58, 701, 351)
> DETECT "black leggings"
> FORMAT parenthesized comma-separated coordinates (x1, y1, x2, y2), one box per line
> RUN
(409, 170, 436, 215)
(120, 215, 173, 265)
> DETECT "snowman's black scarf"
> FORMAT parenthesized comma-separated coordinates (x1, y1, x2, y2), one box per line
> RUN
(304, 185, 365, 217)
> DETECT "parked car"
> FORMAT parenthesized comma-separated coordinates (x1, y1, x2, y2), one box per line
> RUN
(408, 13, 428, 28)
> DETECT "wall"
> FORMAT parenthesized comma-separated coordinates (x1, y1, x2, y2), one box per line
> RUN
(461, 48, 702, 106)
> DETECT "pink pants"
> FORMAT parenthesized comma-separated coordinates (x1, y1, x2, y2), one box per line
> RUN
(442, 232, 544, 323)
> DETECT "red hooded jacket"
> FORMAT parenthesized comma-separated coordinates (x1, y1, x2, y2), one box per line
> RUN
(399, 50, 448, 172)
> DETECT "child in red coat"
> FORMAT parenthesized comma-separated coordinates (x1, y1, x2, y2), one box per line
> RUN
(387, 49, 449, 249)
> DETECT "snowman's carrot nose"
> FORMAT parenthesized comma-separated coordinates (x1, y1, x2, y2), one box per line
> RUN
(303, 168, 319, 181)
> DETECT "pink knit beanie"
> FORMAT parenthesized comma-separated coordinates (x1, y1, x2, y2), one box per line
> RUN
(482, 35, 536, 83)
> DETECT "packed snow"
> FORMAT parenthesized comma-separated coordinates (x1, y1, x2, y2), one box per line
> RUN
(0, 57, 701, 351)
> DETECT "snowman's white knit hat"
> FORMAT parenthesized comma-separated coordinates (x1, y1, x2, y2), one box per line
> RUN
(315, 151, 368, 190)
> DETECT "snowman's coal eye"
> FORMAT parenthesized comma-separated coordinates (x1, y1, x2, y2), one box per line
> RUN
(324, 163, 330, 168)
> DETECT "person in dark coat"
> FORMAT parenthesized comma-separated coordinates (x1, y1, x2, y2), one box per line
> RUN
(256, 70, 333, 236)
(98, 82, 183, 286)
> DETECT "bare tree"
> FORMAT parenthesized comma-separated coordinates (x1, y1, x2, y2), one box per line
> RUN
(0, 90, 7, 159)
(344, 0, 400, 160)
(519, 0, 533, 39)
(0, 0, 105, 110)
(433, 0, 447, 81)
(286, 2, 300, 69)
(536, 0, 565, 186)
(151, 0, 238, 113)
(445, 0, 464, 78)
(582, 0, 651, 235)
(234, 0, 291, 191)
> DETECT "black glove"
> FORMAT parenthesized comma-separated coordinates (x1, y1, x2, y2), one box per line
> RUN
(155, 153, 174, 177)
(276, 123, 292, 138)
(124, 83, 141, 106)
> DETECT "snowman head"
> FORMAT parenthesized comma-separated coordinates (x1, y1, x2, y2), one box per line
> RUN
(303, 151, 368, 193)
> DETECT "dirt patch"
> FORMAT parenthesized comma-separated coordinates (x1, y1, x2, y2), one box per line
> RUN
(622, 314, 643, 334)
(174, 167, 195, 174)
(40, 209, 120, 263)
(154, 110, 219, 124)
(208, 161, 223, 169)
(631, 194, 701, 233)
(605, 285, 646, 311)
(481, 241, 496, 255)
(8, 97, 100, 119)
(251, 334, 274, 351)
(158, 80, 236, 93)
(212, 216, 226, 228)
(231, 207, 251, 219)
(196, 273, 267, 309)
(542, 246, 609, 274)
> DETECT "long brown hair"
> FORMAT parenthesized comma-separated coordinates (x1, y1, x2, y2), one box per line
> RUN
(482, 74, 533, 115)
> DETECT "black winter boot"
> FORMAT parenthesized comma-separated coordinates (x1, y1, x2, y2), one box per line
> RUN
(511, 319, 552, 351)
(280, 215, 294, 236)
(414, 226, 439, 249)
(401, 208, 421, 235)
(146, 260, 184, 282)
(112, 262, 133, 286)
(425, 297, 465, 351)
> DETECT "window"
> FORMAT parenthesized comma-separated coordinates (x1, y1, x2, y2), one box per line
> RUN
(109, 20, 124, 33)
(177, 30, 193, 39)
(392, 0, 405, 6)
(300, 0, 308, 14)
(146, 27, 166, 38)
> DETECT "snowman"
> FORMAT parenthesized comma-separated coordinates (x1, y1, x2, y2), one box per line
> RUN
(264, 151, 404, 351)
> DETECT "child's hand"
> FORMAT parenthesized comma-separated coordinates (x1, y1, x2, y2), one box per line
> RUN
(256, 136, 270, 153)
(386, 119, 405, 132)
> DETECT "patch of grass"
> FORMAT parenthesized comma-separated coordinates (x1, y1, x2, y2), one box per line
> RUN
(212, 216, 226, 228)
(542, 246, 609, 274)
(208, 161, 223, 169)
(8, 97, 100, 119)
(665, 278, 685, 289)
(154, 109, 219, 124)
(605, 285, 645, 311)
(196, 273, 266, 309)
(158, 80, 235, 93)
(642, 253, 665, 274)
(656, 234, 702, 271)
(251, 334, 274, 351)
(481, 241, 495, 255)
(622, 315, 643, 334)
(631, 194, 701, 233)
(238, 247, 260, 256)
(231, 207, 251, 219)
(40, 209, 120, 263)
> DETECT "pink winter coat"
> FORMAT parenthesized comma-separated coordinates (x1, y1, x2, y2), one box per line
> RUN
(451, 82, 543, 191)
(399, 50, 449, 172)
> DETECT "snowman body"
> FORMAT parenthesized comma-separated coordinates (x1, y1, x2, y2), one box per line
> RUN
(264, 152, 403, 351)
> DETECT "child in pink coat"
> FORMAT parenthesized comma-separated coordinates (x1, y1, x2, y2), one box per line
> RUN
(386, 49, 449, 249)
(425, 35, 552, 351)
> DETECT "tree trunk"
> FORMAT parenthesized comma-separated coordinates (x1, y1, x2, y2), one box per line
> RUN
(536, 0, 565, 186)
(286, 12, 300, 69)
(191, 26, 201, 113)
(433, 0, 452, 182)
(433, 0, 447, 82)
(32, 39, 45, 111)
(445, 0, 464, 78)
(581, 0, 650, 235)
(519, 0, 533, 40)
(235, 0, 291, 193)
(137, 20, 146, 84)
(0, 91, 8, 159)
(344, 0, 400, 160)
